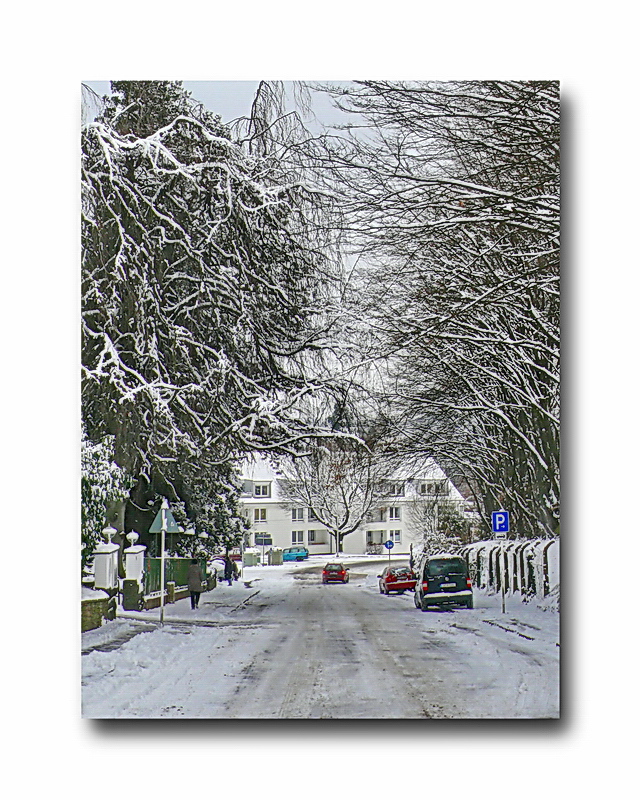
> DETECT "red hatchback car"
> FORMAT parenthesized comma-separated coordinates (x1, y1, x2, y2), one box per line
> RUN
(378, 565, 417, 595)
(322, 563, 350, 583)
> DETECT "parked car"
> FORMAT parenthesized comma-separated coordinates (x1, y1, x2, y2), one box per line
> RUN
(322, 563, 349, 583)
(282, 546, 309, 562)
(378, 565, 416, 595)
(414, 554, 473, 610)
(208, 557, 226, 580)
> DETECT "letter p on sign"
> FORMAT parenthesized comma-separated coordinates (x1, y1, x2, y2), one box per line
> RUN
(492, 511, 510, 534)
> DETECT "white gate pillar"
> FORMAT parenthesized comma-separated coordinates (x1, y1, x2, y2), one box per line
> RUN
(93, 526, 120, 591)
(124, 532, 146, 586)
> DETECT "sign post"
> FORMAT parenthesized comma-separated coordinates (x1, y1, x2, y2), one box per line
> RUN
(149, 500, 181, 625)
(159, 500, 168, 624)
(384, 539, 394, 564)
(492, 510, 510, 613)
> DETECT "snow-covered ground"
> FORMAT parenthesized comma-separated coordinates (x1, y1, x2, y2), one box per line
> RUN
(82, 556, 559, 719)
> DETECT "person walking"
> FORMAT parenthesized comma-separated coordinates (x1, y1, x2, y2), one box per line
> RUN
(187, 558, 205, 610)
(224, 555, 234, 587)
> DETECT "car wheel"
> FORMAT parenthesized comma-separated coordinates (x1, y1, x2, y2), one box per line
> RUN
(466, 597, 474, 609)
(420, 599, 430, 612)
(296, 557, 303, 562)
(384, 586, 389, 595)
(398, 590, 405, 595)
(379, 584, 384, 594)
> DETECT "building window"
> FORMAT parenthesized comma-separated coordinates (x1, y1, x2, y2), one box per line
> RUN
(254, 483, 271, 497)
(292, 508, 304, 522)
(388, 482, 405, 496)
(389, 507, 401, 521)
(308, 508, 318, 521)
(308, 529, 316, 543)
(366, 507, 386, 523)
(420, 481, 448, 496)
(254, 508, 267, 522)
(391, 529, 402, 543)
(367, 530, 385, 545)
(292, 530, 304, 544)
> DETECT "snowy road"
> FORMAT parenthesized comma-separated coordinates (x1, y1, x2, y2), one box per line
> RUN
(82, 558, 559, 718)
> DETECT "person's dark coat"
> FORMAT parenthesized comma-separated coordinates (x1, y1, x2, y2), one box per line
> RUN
(224, 558, 234, 580)
(187, 562, 205, 592)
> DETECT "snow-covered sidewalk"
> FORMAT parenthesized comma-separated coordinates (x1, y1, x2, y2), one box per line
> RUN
(84, 555, 408, 640)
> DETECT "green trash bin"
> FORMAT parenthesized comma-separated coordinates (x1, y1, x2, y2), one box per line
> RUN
(122, 579, 143, 611)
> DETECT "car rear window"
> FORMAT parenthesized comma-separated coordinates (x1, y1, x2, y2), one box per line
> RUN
(426, 558, 466, 577)
(325, 564, 343, 571)
(391, 567, 411, 576)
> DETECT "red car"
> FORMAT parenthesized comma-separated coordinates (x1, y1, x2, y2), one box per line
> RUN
(322, 563, 350, 584)
(378, 565, 416, 595)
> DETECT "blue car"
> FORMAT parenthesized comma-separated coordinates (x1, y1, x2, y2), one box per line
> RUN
(282, 546, 309, 562)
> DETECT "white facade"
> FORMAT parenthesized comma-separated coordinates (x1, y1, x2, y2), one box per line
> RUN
(238, 455, 467, 557)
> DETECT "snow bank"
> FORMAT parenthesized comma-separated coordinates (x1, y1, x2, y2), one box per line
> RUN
(82, 587, 109, 600)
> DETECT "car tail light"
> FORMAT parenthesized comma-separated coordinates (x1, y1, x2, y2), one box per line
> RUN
(466, 579, 472, 589)
(422, 581, 429, 591)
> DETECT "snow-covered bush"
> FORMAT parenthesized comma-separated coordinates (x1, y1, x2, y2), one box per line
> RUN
(407, 498, 468, 563)
(81, 428, 133, 571)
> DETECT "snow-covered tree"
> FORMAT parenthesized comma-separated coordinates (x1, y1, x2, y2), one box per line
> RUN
(166, 488, 250, 560)
(406, 495, 472, 562)
(277, 434, 394, 554)
(82, 80, 339, 527)
(305, 81, 560, 539)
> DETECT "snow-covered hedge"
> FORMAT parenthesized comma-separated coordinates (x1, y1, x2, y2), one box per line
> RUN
(461, 539, 559, 601)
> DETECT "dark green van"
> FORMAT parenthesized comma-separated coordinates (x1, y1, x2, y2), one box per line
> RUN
(414, 554, 473, 610)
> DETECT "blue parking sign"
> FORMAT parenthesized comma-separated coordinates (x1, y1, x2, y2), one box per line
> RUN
(384, 540, 394, 549)
(492, 511, 510, 534)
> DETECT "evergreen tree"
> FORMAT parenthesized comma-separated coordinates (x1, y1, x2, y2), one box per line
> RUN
(82, 80, 335, 535)
(81, 428, 133, 571)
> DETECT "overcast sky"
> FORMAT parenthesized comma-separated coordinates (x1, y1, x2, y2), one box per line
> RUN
(83, 79, 348, 130)
(84, 80, 260, 123)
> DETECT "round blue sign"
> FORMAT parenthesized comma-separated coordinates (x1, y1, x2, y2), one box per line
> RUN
(384, 540, 394, 549)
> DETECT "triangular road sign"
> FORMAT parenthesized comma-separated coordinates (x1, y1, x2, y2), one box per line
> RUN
(149, 506, 182, 533)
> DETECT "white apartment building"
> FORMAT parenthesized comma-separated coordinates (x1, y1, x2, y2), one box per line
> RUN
(238, 455, 467, 557)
